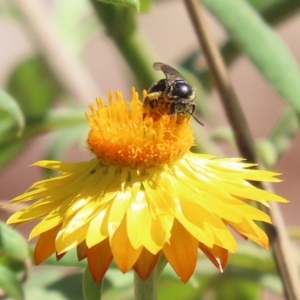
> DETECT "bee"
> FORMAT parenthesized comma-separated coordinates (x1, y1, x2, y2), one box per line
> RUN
(143, 62, 203, 125)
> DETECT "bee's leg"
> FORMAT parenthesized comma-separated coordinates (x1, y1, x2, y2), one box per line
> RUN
(169, 102, 176, 116)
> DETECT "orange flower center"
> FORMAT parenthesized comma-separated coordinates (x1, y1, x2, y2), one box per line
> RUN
(86, 88, 194, 168)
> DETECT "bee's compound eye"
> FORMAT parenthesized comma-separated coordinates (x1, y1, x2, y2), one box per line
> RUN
(170, 81, 194, 99)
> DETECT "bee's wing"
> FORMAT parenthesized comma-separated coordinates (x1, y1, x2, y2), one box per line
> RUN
(153, 62, 184, 84)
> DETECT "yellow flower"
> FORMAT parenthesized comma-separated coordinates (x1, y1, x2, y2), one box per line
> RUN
(7, 88, 286, 283)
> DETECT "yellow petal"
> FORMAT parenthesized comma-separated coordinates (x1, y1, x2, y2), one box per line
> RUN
(133, 249, 160, 280)
(86, 207, 109, 248)
(107, 189, 132, 239)
(55, 222, 89, 254)
(87, 239, 113, 283)
(228, 219, 269, 248)
(210, 222, 237, 252)
(175, 207, 214, 248)
(28, 199, 69, 240)
(126, 190, 151, 249)
(143, 215, 173, 254)
(77, 242, 87, 261)
(34, 225, 60, 264)
(110, 217, 142, 272)
(199, 243, 229, 272)
(163, 219, 198, 282)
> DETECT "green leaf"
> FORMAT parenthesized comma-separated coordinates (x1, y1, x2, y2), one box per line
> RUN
(0, 265, 24, 300)
(7, 56, 61, 120)
(83, 267, 102, 300)
(24, 269, 82, 300)
(254, 0, 300, 25)
(0, 221, 30, 261)
(0, 90, 25, 136)
(24, 267, 82, 300)
(0, 256, 27, 275)
(247, 0, 279, 11)
(202, 0, 300, 115)
(97, 0, 140, 12)
(247, 0, 300, 19)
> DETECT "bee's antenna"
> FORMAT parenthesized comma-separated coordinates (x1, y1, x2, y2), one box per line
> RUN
(191, 114, 204, 126)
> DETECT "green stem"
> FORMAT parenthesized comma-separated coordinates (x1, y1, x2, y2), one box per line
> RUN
(83, 267, 102, 300)
(156, 254, 167, 278)
(114, 32, 157, 89)
(134, 268, 157, 300)
(90, 0, 157, 89)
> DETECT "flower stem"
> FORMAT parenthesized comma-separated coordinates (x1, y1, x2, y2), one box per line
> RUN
(83, 267, 102, 300)
(90, 0, 157, 89)
(134, 268, 157, 300)
(114, 31, 157, 90)
(184, 0, 300, 299)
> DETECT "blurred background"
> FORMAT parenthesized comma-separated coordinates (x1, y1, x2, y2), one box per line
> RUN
(0, 0, 299, 299)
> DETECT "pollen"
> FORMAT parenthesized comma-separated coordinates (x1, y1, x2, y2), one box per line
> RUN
(86, 88, 194, 168)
